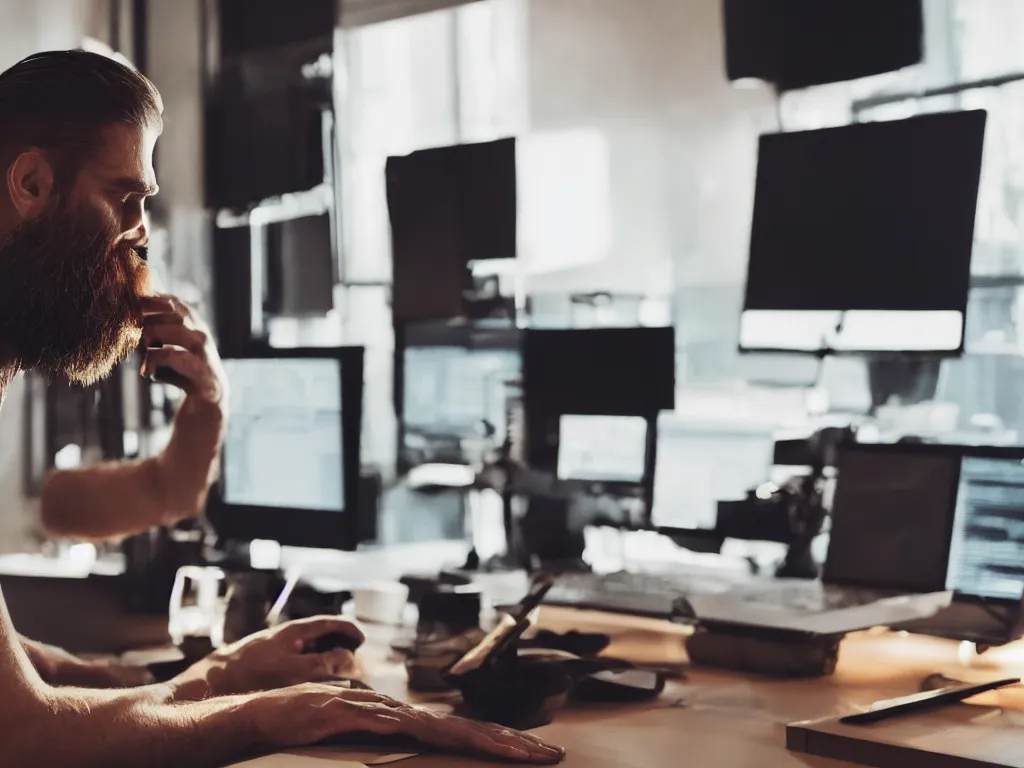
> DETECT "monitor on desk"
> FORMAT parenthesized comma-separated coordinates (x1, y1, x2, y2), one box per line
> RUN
(397, 322, 520, 472)
(521, 326, 675, 471)
(739, 110, 987, 355)
(208, 347, 365, 550)
(825, 444, 960, 593)
(826, 443, 1024, 603)
(387, 138, 517, 323)
(556, 414, 648, 484)
(947, 452, 1024, 603)
(649, 420, 774, 532)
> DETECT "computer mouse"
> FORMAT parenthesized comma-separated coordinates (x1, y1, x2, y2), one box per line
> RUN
(572, 668, 665, 703)
(305, 632, 363, 654)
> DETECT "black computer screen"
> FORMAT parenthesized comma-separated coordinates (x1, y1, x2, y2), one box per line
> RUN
(723, 0, 924, 92)
(521, 327, 674, 470)
(824, 446, 960, 592)
(522, 327, 675, 416)
(387, 138, 517, 323)
(947, 456, 1024, 601)
(265, 213, 335, 318)
(741, 110, 986, 353)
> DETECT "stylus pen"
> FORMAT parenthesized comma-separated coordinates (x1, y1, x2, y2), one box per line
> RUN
(266, 569, 303, 627)
(840, 677, 1020, 725)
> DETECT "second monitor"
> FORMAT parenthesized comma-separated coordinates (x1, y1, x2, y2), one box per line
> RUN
(209, 346, 365, 550)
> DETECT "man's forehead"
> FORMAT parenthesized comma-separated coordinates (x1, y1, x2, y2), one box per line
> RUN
(84, 122, 160, 192)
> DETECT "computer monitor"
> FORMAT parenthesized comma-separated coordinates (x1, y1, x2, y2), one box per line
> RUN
(396, 322, 520, 471)
(208, 347, 364, 550)
(387, 138, 517, 323)
(556, 414, 648, 484)
(947, 452, 1024, 603)
(740, 110, 987, 355)
(650, 420, 774, 531)
(825, 444, 961, 593)
(264, 213, 335, 318)
(521, 327, 675, 471)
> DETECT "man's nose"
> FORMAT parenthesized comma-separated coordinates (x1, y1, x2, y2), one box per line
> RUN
(121, 212, 150, 249)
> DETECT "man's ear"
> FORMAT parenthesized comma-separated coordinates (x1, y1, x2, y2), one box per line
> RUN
(6, 150, 55, 218)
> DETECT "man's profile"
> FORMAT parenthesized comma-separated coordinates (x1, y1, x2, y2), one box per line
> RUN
(0, 50, 563, 766)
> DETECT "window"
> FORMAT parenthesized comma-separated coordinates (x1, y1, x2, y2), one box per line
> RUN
(334, 0, 527, 474)
(780, 0, 1024, 442)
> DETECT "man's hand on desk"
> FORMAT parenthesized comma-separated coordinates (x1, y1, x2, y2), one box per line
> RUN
(140, 294, 226, 407)
(172, 616, 365, 699)
(243, 684, 565, 764)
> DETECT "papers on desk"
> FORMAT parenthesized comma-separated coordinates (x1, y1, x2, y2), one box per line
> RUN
(227, 750, 416, 767)
(788, 703, 1024, 767)
(227, 757, 362, 767)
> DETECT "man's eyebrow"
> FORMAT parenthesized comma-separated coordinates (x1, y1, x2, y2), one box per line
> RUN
(113, 177, 159, 197)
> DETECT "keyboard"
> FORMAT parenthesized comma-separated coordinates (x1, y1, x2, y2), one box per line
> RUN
(544, 570, 734, 619)
(741, 585, 881, 613)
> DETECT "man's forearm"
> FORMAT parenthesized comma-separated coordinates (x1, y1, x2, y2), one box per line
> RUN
(156, 396, 225, 519)
(40, 395, 224, 540)
(8, 684, 263, 768)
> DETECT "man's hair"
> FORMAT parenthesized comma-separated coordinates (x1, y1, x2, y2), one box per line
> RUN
(0, 50, 162, 188)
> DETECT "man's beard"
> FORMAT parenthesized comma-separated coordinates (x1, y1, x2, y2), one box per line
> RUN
(0, 200, 148, 385)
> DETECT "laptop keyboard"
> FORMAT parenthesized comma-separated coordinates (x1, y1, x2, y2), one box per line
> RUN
(750, 585, 876, 613)
(544, 570, 734, 619)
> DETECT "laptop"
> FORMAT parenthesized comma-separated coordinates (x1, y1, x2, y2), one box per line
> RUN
(688, 443, 966, 635)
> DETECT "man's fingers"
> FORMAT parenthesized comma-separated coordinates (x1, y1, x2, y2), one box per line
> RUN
(321, 648, 360, 676)
(140, 295, 176, 314)
(304, 648, 358, 679)
(141, 294, 194, 318)
(280, 616, 366, 647)
(432, 716, 565, 764)
(142, 322, 208, 354)
(141, 311, 185, 326)
(314, 700, 564, 764)
(142, 347, 202, 383)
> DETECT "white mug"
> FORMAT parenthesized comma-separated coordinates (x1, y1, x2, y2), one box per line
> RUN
(353, 582, 409, 625)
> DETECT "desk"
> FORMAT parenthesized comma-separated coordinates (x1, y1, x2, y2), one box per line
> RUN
(300, 608, 1024, 768)
(6, 567, 1022, 766)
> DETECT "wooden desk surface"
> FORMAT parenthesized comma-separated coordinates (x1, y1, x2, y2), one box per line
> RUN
(330, 607, 1024, 768)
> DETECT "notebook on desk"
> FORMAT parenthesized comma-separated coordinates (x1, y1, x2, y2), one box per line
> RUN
(688, 443, 1024, 635)
(787, 702, 1024, 768)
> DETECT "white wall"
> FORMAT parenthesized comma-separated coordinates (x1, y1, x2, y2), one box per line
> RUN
(0, 0, 111, 552)
(525, 0, 778, 379)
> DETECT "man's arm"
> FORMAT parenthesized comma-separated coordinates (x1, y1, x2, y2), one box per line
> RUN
(40, 295, 227, 541)
(39, 396, 224, 540)
(0, 592, 563, 767)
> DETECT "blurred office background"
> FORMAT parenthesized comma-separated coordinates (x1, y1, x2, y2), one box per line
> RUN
(2, 0, 1024, 553)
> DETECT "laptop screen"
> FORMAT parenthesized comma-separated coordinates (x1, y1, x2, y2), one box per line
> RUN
(824, 446, 960, 592)
(946, 456, 1024, 602)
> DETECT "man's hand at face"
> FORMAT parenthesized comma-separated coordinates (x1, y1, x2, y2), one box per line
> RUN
(140, 295, 226, 406)
(172, 616, 366, 700)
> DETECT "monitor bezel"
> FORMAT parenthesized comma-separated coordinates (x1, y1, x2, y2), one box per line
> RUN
(208, 345, 364, 551)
